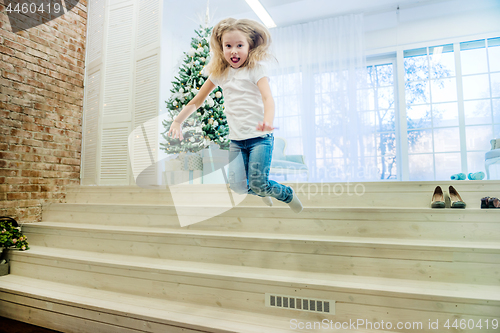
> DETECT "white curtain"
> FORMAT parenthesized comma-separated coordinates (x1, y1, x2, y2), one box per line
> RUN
(268, 14, 377, 182)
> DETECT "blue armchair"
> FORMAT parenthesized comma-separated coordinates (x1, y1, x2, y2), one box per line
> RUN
(270, 137, 309, 181)
(485, 138, 500, 179)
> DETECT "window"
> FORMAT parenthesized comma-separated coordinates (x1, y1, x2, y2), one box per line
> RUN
(270, 72, 304, 156)
(365, 61, 397, 180)
(270, 63, 395, 182)
(404, 44, 460, 181)
(461, 38, 500, 174)
(314, 70, 350, 181)
(268, 36, 500, 182)
(403, 37, 500, 181)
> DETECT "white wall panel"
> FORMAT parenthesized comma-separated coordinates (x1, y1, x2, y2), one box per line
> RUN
(82, 0, 162, 185)
(137, 0, 160, 50)
(100, 126, 130, 183)
(87, 0, 105, 64)
(81, 70, 101, 185)
(132, 54, 160, 182)
(103, 5, 134, 118)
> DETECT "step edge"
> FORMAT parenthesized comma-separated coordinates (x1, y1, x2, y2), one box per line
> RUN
(8, 246, 500, 303)
(44, 202, 495, 212)
(22, 222, 500, 251)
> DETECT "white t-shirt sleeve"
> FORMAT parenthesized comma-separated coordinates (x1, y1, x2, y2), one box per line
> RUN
(208, 74, 220, 87)
(251, 64, 269, 85)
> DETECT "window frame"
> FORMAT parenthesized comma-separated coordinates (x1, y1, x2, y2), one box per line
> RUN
(366, 55, 400, 180)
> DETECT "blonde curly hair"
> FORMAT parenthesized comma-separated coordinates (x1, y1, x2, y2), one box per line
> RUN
(207, 18, 273, 80)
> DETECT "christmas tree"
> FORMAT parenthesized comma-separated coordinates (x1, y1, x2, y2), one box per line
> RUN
(160, 25, 229, 154)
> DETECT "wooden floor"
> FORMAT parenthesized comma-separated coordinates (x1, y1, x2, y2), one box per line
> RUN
(0, 316, 62, 333)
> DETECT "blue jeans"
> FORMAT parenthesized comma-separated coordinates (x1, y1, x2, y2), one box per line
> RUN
(228, 133, 294, 203)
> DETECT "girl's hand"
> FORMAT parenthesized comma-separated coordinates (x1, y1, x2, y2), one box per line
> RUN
(168, 121, 184, 140)
(256, 121, 276, 132)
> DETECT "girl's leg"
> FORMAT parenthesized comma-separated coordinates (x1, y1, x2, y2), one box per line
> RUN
(246, 134, 295, 204)
(228, 140, 249, 195)
(227, 139, 274, 206)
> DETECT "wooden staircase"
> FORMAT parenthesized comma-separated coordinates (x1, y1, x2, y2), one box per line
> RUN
(0, 181, 499, 332)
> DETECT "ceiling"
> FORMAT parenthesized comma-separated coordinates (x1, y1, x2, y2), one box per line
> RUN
(183, 0, 451, 28)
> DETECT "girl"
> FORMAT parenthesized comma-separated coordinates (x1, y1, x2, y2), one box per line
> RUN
(167, 18, 303, 213)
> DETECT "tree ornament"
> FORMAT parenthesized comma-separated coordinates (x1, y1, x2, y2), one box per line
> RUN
(206, 97, 215, 107)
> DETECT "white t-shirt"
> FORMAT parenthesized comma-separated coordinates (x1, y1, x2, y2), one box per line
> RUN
(209, 64, 272, 141)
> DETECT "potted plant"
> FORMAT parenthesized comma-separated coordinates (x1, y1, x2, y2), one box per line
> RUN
(0, 217, 29, 276)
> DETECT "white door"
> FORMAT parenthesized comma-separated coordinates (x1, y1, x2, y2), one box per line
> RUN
(81, 0, 162, 185)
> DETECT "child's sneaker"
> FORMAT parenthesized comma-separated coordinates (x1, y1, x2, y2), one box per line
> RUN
(287, 188, 303, 213)
(262, 196, 273, 206)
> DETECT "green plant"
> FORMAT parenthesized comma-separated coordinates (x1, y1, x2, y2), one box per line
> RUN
(0, 218, 29, 251)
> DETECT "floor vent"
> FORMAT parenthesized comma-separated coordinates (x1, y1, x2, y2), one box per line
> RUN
(265, 293, 335, 314)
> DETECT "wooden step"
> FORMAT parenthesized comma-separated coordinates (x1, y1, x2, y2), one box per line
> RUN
(22, 222, 500, 285)
(42, 203, 500, 241)
(65, 181, 500, 208)
(0, 274, 414, 333)
(0, 275, 307, 333)
(4, 246, 500, 330)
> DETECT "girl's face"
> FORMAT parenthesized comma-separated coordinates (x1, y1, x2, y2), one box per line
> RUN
(222, 30, 250, 69)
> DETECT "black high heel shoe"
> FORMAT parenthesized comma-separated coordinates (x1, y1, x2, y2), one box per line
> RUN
(488, 197, 500, 208)
(481, 197, 490, 209)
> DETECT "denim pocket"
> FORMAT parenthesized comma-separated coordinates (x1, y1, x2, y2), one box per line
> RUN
(260, 133, 274, 143)
(256, 133, 272, 140)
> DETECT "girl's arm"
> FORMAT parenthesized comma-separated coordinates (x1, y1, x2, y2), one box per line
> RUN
(256, 77, 276, 132)
(168, 79, 216, 140)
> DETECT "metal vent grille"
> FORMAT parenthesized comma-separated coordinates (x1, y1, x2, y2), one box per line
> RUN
(265, 293, 335, 314)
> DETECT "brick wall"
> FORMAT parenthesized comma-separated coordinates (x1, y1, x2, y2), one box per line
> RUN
(0, 0, 87, 223)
